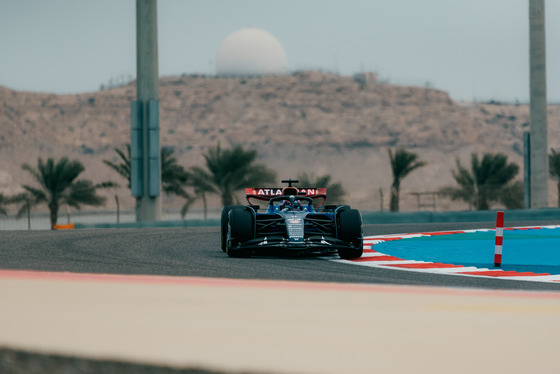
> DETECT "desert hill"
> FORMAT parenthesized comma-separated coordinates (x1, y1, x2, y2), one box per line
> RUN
(1, 71, 559, 212)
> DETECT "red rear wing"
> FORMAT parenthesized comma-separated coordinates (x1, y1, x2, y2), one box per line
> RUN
(245, 187, 327, 205)
(245, 188, 326, 198)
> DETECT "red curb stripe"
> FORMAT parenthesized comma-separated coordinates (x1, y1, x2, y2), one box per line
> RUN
(458, 271, 514, 277)
(458, 270, 550, 277)
(351, 255, 404, 262)
(421, 231, 465, 236)
(386, 263, 465, 269)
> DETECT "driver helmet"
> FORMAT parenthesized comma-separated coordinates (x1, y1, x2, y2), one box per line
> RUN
(280, 200, 291, 210)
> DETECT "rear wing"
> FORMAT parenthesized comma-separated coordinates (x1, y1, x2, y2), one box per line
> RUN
(245, 187, 327, 206)
(245, 187, 326, 198)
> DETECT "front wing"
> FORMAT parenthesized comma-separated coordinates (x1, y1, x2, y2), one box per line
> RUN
(232, 235, 360, 254)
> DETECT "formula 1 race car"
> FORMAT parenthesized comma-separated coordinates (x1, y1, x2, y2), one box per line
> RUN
(220, 179, 363, 259)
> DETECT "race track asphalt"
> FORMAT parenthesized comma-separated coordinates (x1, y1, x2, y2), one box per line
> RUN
(1, 221, 559, 291)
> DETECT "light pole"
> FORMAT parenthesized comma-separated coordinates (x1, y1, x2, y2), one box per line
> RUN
(529, 0, 549, 208)
(132, 0, 162, 221)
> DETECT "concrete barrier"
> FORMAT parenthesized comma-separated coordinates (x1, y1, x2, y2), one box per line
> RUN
(361, 209, 560, 224)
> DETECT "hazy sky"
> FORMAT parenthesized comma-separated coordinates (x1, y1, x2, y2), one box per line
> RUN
(1, 0, 559, 102)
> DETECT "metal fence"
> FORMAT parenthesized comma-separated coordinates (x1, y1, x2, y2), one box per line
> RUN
(0, 208, 223, 230)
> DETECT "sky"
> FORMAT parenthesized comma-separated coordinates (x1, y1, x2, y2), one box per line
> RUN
(1, 0, 559, 102)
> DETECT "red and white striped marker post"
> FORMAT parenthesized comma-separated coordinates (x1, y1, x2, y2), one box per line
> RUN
(494, 211, 504, 267)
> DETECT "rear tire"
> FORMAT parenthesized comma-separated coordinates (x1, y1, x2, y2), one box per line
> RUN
(221, 205, 242, 252)
(337, 209, 363, 259)
(226, 208, 254, 257)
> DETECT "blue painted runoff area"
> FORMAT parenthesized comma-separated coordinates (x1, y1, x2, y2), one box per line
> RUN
(374, 227, 560, 275)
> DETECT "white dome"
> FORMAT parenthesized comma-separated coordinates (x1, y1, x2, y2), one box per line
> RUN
(215, 28, 287, 76)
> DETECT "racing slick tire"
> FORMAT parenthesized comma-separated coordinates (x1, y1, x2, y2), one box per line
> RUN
(336, 208, 363, 259)
(221, 205, 243, 252)
(226, 208, 254, 257)
(323, 204, 350, 212)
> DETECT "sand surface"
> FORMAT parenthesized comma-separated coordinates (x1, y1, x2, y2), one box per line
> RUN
(1, 271, 559, 373)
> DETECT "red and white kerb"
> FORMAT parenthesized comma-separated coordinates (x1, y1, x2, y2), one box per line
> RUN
(494, 211, 504, 267)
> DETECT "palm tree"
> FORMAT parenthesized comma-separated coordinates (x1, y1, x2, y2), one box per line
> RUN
(441, 152, 521, 210)
(11, 186, 114, 229)
(103, 144, 131, 188)
(297, 173, 346, 205)
(161, 147, 189, 197)
(104, 144, 189, 197)
(193, 143, 276, 206)
(182, 166, 215, 219)
(21, 157, 106, 229)
(500, 180, 524, 210)
(388, 148, 426, 212)
(0, 193, 9, 216)
(96, 181, 121, 223)
(9, 192, 36, 230)
(549, 148, 560, 207)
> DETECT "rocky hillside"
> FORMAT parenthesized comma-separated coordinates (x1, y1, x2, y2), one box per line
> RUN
(1, 71, 559, 211)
